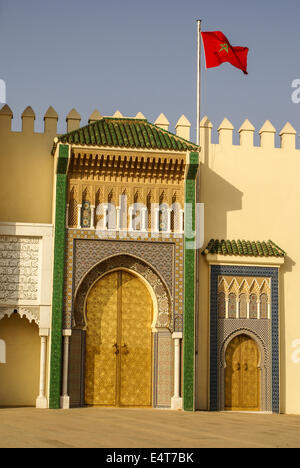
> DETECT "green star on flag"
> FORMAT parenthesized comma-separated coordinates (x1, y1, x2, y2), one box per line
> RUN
(219, 42, 229, 53)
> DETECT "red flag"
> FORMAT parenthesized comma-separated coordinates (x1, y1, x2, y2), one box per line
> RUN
(201, 31, 249, 74)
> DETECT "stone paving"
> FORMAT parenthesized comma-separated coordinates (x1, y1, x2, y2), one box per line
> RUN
(1, 407, 300, 448)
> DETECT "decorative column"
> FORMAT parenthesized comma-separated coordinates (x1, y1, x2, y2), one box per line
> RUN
(166, 208, 172, 233)
(171, 332, 183, 410)
(102, 204, 108, 230)
(60, 329, 72, 409)
(225, 298, 229, 319)
(90, 205, 95, 229)
(128, 206, 134, 231)
(77, 204, 82, 228)
(247, 299, 250, 319)
(153, 207, 159, 233)
(116, 206, 121, 230)
(36, 329, 49, 409)
(65, 204, 69, 228)
(179, 209, 184, 233)
(257, 300, 261, 319)
(141, 207, 148, 232)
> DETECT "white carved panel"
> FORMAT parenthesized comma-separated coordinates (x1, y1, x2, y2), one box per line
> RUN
(0, 236, 40, 303)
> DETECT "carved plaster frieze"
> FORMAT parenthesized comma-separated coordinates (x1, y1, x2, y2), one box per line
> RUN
(0, 306, 40, 325)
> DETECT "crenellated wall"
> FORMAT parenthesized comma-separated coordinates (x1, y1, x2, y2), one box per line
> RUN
(0, 105, 192, 225)
(197, 116, 300, 414)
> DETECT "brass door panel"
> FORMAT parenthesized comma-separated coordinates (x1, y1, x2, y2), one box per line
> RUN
(241, 336, 260, 410)
(225, 335, 260, 411)
(120, 271, 153, 407)
(85, 271, 118, 406)
(225, 336, 241, 410)
(85, 270, 153, 407)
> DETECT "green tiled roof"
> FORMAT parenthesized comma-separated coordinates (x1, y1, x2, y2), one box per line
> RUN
(54, 117, 198, 152)
(203, 239, 285, 257)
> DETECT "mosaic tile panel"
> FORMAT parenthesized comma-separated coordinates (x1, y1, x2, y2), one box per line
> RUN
(63, 232, 184, 331)
(49, 144, 69, 409)
(74, 238, 175, 292)
(210, 265, 280, 413)
(183, 152, 199, 411)
(154, 330, 174, 407)
(73, 254, 172, 331)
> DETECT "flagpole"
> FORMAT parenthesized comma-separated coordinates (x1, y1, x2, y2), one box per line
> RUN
(194, 18, 202, 412)
(196, 19, 202, 146)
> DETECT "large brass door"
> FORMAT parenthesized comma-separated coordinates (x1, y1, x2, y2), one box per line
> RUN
(225, 335, 260, 411)
(85, 270, 153, 407)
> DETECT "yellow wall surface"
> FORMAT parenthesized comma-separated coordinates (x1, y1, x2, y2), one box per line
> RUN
(0, 111, 55, 224)
(0, 315, 40, 406)
(197, 120, 300, 414)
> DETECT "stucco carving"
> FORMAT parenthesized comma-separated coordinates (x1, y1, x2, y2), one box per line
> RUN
(0, 306, 40, 325)
(0, 236, 40, 302)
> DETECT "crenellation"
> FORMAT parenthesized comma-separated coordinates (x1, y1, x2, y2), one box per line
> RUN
(44, 106, 58, 134)
(279, 122, 296, 150)
(175, 115, 191, 141)
(21, 106, 35, 133)
(239, 119, 255, 147)
(0, 104, 13, 132)
(0, 105, 300, 155)
(88, 109, 102, 123)
(259, 120, 276, 148)
(218, 118, 234, 146)
(155, 113, 169, 131)
(66, 108, 81, 132)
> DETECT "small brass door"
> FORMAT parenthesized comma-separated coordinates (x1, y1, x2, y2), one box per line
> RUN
(85, 270, 153, 407)
(225, 335, 260, 411)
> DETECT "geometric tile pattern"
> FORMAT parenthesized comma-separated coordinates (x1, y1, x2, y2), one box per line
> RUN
(72, 254, 172, 331)
(63, 231, 184, 331)
(153, 330, 174, 408)
(210, 265, 280, 413)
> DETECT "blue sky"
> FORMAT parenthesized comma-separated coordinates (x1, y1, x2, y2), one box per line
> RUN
(0, 0, 300, 144)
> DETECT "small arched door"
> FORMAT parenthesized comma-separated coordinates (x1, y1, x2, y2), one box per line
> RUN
(225, 334, 261, 411)
(85, 270, 153, 407)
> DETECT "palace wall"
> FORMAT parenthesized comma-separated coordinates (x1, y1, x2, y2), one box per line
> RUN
(198, 117, 300, 414)
(1, 104, 300, 413)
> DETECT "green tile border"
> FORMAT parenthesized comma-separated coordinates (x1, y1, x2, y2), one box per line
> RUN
(183, 152, 199, 411)
(49, 144, 69, 409)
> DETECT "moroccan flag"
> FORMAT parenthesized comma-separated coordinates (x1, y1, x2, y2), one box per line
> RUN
(201, 31, 249, 74)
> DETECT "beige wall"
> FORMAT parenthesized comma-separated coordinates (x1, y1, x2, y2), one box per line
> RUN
(0, 315, 40, 406)
(197, 119, 300, 414)
(0, 113, 55, 224)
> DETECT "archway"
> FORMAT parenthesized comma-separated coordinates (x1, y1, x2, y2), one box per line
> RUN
(0, 314, 40, 407)
(69, 254, 173, 408)
(85, 269, 153, 407)
(224, 334, 261, 411)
